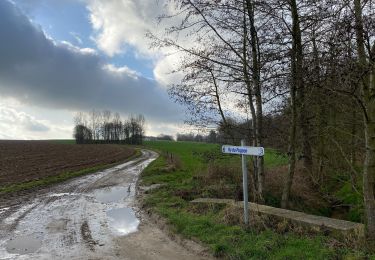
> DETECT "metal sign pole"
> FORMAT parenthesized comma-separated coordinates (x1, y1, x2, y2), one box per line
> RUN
(222, 141, 264, 225)
(241, 139, 249, 225)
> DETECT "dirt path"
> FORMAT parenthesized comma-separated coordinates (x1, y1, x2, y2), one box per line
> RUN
(0, 150, 210, 260)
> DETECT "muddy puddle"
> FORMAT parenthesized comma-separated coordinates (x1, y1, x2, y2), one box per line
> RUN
(5, 235, 42, 255)
(107, 208, 139, 235)
(94, 186, 133, 203)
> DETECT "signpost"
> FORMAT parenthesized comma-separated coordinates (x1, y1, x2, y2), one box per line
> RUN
(222, 145, 264, 156)
(222, 140, 265, 225)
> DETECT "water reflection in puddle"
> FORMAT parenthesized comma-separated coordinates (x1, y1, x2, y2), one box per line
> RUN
(94, 186, 131, 203)
(107, 208, 139, 235)
(6, 235, 42, 255)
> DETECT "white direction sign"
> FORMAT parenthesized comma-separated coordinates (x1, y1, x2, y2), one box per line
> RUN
(222, 145, 264, 156)
(221, 140, 265, 225)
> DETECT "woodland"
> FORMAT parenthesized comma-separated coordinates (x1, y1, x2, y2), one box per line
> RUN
(149, 0, 375, 240)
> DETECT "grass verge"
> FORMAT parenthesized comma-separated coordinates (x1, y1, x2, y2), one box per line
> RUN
(0, 148, 141, 194)
(141, 140, 372, 259)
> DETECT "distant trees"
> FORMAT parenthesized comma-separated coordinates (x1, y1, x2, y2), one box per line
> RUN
(157, 134, 174, 141)
(73, 110, 145, 145)
(146, 132, 219, 143)
(207, 130, 217, 143)
(176, 133, 195, 142)
(176, 130, 218, 143)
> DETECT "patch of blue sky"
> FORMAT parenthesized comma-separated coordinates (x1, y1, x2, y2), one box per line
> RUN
(14, 0, 155, 80)
(19, 1, 93, 47)
(106, 47, 155, 80)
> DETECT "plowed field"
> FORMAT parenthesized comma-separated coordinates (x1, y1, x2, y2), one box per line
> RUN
(0, 141, 135, 186)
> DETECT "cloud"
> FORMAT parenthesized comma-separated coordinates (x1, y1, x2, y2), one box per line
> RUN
(87, 0, 161, 57)
(0, 0, 183, 125)
(0, 105, 51, 139)
(86, 0, 187, 86)
(103, 64, 141, 79)
(0, 106, 48, 132)
(0, 98, 79, 139)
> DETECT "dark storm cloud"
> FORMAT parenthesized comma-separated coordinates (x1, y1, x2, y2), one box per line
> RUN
(0, 0, 182, 123)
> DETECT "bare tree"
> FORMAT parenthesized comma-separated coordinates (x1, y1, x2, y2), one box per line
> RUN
(151, 0, 278, 201)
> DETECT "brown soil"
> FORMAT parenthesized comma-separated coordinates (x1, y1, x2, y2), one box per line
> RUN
(0, 140, 135, 186)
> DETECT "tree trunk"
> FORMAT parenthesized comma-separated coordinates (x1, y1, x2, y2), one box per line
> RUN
(363, 69, 375, 239)
(317, 103, 326, 183)
(300, 97, 313, 173)
(290, 0, 313, 174)
(354, 0, 375, 240)
(281, 0, 302, 209)
(363, 112, 375, 238)
(245, 0, 264, 203)
(282, 77, 297, 209)
(350, 109, 357, 165)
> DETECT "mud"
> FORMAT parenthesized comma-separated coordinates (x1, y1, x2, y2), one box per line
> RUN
(80, 220, 98, 251)
(0, 150, 211, 259)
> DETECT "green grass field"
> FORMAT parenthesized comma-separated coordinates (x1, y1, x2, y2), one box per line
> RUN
(142, 140, 371, 259)
(48, 139, 76, 144)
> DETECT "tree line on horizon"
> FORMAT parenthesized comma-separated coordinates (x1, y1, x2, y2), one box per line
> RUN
(177, 130, 218, 143)
(150, 0, 375, 240)
(146, 130, 218, 143)
(73, 110, 145, 145)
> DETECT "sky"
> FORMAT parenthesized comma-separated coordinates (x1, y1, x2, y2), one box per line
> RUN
(0, 0, 187, 139)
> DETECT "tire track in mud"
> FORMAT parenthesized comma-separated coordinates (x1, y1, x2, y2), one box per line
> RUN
(6, 203, 40, 233)
(80, 220, 97, 251)
(70, 150, 152, 195)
